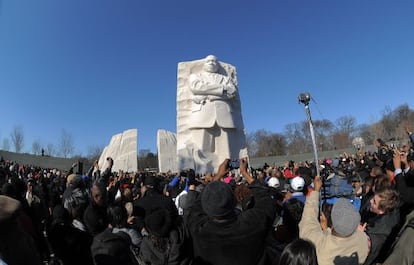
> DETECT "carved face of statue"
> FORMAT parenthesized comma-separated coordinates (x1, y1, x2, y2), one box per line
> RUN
(203, 55, 219, 73)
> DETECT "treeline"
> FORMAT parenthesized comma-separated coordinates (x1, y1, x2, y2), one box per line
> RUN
(2, 127, 80, 158)
(247, 103, 414, 157)
(3, 104, 413, 164)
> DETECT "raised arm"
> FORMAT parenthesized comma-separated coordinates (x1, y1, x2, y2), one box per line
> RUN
(239, 157, 254, 184)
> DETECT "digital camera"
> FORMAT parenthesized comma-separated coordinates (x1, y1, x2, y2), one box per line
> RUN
(228, 159, 240, 170)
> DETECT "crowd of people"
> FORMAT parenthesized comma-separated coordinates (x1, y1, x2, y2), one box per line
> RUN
(1, 127, 414, 265)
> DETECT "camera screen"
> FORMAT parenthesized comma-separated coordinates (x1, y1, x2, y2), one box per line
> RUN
(229, 159, 240, 169)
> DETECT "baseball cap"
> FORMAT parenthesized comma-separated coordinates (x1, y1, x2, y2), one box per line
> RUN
(267, 177, 280, 188)
(290, 176, 305, 191)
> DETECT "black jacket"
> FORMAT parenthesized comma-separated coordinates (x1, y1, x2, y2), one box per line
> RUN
(395, 170, 414, 219)
(139, 220, 192, 265)
(383, 209, 414, 264)
(183, 180, 278, 265)
(83, 202, 108, 236)
(133, 189, 178, 232)
(361, 204, 400, 265)
(91, 228, 135, 265)
(49, 222, 94, 265)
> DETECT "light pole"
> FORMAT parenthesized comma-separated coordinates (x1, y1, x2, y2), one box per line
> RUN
(298, 92, 320, 177)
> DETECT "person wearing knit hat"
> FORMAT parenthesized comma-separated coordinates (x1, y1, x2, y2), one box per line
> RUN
(299, 176, 369, 265)
(331, 198, 361, 237)
(0, 194, 21, 222)
(139, 207, 192, 265)
(144, 208, 172, 237)
(183, 158, 280, 265)
(142, 175, 160, 189)
(201, 181, 236, 218)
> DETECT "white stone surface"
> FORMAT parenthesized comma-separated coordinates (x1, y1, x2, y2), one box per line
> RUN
(177, 55, 248, 174)
(157, 129, 178, 173)
(98, 129, 138, 173)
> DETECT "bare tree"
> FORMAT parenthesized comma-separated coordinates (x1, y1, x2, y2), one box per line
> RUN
(32, 140, 42, 155)
(138, 152, 158, 170)
(251, 129, 287, 157)
(335, 116, 356, 135)
(246, 132, 258, 157)
(394, 104, 411, 122)
(332, 132, 350, 149)
(87, 145, 104, 161)
(356, 124, 375, 146)
(10, 126, 25, 153)
(377, 106, 397, 141)
(385, 104, 413, 141)
(284, 122, 309, 154)
(313, 119, 335, 151)
(371, 105, 411, 142)
(250, 130, 269, 156)
(59, 129, 75, 158)
(2, 138, 10, 151)
(46, 143, 56, 157)
(334, 115, 357, 147)
(265, 133, 287, 156)
(246, 104, 414, 158)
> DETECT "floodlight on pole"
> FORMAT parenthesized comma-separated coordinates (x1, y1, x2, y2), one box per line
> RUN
(298, 92, 320, 177)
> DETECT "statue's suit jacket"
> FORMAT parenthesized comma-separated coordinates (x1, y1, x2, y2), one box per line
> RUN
(188, 72, 243, 129)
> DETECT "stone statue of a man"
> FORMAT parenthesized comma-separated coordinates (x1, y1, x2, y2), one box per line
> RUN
(177, 55, 248, 174)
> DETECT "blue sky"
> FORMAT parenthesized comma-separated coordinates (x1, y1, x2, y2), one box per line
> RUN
(1, 0, 413, 156)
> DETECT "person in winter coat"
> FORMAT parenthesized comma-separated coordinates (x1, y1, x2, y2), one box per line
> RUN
(139, 208, 192, 265)
(183, 158, 279, 265)
(381, 208, 414, 265)
(359, 188, 400, 265)
(0, 195, 42, 265)
(108, 205, 142, 248)
(84, 182, 109, 236)
(48, 205, 93, 265)
(299, 175, 370, 265)
(133, 175, 178, 235)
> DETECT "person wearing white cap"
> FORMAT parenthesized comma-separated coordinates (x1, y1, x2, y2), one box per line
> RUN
(286, 176, 306, 203)
(267, 177, 280, 189)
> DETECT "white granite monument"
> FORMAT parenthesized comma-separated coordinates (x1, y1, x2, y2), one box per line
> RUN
(177, 55, 248, 174)
(157, 129, 178, 173)
(98, 128, 138, 173)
